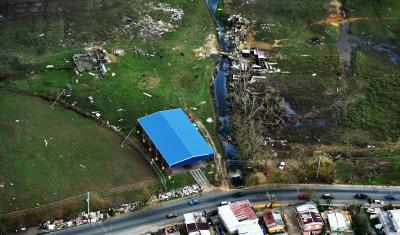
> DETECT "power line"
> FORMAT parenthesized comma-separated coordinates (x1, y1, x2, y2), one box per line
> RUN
(0, 179, 162, 219)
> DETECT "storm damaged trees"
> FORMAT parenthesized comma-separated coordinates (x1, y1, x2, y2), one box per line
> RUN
(229, 73, 286, 161)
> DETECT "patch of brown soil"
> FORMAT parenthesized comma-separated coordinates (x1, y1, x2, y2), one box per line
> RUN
(137, 76, 160, 89)
(240, 30, 285, 50)
(193, 33, 219, 58)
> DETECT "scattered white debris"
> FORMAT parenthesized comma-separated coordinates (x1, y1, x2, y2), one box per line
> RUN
(111, 72, 116, 77)
(36, 203, 40, 206)
(95, 113, 101, 118)
(0, 183, 4, 188)
(312, 73, 317, 77)
(88, 72, 96, 77)
(46, 65, 54, 69)
(143, 92, 152, 97)
(200, 101, 207, 105)
(39, 33, 45, 37)
(206, 118, 213, 123)
(65, 60, 69, 63)
(10, 182, 13, 186)
(72, 101, 77, 106)
(79, 164, 86, 168)
(118, 119, 124, 122)
(117, 108, 124, 112)
(13, 197, 15, 200)
(300, 54, 311, 57)
(190, 107, 198, 110)
(15, 120, 20, 123)
(44, 139, 48, 147)
(75, 79, 79, 84)
(110, 125, 121, 132)
(88, 96, 94, 103)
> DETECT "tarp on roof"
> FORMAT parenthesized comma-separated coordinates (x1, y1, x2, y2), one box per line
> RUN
(138, 108, 214, 168)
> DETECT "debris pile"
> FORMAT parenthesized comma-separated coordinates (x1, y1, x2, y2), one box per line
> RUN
(225, 15, 251, 47)
(73, 47, 110, 76)
(39, 202, 138, 233)
(152, 3, 184, 21)
(153, 184, 201, 201)
(123, 2, 183, 39)
(134, 47, 156, 58)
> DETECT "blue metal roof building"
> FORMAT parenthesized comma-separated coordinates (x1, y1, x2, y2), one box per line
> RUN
(138, 108, 214, 168)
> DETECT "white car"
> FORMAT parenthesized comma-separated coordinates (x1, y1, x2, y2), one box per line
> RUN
(220, 201, 230, 206)
(374, 200, 384, 205)
(278, 162, 286, 170)
(366, 208, 377, 214)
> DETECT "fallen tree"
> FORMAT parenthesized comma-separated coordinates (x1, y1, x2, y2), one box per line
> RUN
(229, 75, 287, 161)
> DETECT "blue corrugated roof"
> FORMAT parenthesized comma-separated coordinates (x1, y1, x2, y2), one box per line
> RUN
(138, 108, 214, 167)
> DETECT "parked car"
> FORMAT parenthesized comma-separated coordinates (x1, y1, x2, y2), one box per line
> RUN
(278, 162, 286, 170)
(373, 200, 384, 205)
(385, 194, 398, 200)
(220, 201, 230, 206)
(166, 213, 178, 219)
(322, 193, 334, 199)
(366, 208, 377, 214)
(298, 193, 310, 200)
(232, 192, 244, 198)
(354, 193, 368, 199)
(188, 199, 199, 205)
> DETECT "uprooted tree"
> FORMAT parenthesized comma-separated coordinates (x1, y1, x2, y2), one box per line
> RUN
(229, 75, 287, 162)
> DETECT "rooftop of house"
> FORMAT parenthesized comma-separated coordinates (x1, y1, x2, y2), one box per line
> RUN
(296, 204, 323, 225)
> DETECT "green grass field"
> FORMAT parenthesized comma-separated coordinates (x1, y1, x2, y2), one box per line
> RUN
(0, 92, 157, 213)
(343, 0, 400, 42)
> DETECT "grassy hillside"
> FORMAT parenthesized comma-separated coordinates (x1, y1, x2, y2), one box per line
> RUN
(0, 0, 217, 134)
(0, 92, 156, 213)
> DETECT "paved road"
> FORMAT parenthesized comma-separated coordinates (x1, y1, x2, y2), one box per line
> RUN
(54, 185, 400, 235)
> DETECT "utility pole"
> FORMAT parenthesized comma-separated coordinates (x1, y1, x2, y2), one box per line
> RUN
(50, 89, 65, 109)
(121, 125, 135, 148)
(316, 156, 321, 179)
(86, 192, 90, 221)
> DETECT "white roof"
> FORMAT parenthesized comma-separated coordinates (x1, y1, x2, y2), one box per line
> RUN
(219, 205, 240, 233)
(184, 213, 196, 224)
(389, 209, 400, 230)
(237, 224, 264, 235)
(327, 212, 349, 231)
(189, 231, 211, 235)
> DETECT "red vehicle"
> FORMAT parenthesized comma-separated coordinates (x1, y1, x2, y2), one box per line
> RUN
(298, 193, 310, 200)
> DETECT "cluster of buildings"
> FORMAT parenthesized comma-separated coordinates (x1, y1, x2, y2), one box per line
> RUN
(378, 209, 400, 234)
(296, 203, 353, 235)
(151, 201, 354, 235)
